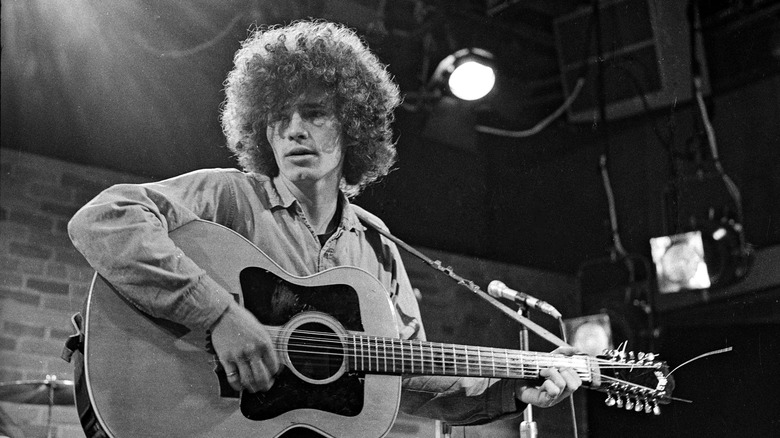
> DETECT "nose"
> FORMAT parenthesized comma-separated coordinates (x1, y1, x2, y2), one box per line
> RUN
(284, 111, 308, 141)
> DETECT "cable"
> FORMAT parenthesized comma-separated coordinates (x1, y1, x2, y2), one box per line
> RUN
(474, 78, 585, 138)
(599, 154, 629, 259)
(692, 76, 744, 223)
(475, 0, 598, 139)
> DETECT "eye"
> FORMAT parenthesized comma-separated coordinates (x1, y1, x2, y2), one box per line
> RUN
(302, 108, 329, 120)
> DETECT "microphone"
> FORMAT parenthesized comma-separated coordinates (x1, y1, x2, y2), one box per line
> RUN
(487, 280, 562, 319)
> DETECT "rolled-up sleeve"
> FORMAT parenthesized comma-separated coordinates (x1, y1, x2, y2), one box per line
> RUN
(401, 376, 522, 425)
(67, 169, 238, 331)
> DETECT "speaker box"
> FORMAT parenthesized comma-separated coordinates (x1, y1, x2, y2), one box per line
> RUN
(553, 0, 710, 122)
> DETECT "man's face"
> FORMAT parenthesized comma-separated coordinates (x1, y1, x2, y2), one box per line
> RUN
(266, 88, 344, 189)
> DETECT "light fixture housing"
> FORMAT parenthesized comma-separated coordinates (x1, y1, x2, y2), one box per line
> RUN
(650, 231, 711, 293)
(650, 220, 752, 293)
(430, 48, 496, 101)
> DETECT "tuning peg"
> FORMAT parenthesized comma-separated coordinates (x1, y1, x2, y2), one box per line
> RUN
(625, 398, 635, 411)
(644, 401, 653, 414)
(616, 396, 624, 409)
(605, 394, 616, 407)
(652, 402, 661, 416)
(634, 399, 644, 412)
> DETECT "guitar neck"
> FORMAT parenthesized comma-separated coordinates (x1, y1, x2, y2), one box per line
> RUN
(344, 335, 595, 382)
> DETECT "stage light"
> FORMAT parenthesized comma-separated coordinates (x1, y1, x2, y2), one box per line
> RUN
(650, 220, 752, 293)
(650, 231, 710, 293)
(431, 48, 496, 101)
(563, 313, 613, 357)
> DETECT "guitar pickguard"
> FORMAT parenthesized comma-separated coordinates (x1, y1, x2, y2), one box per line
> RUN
(235, 267, 367, 420)
(239, 267, 365, 331)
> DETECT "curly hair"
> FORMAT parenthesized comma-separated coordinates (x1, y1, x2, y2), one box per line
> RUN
(220, 20, 401, 197)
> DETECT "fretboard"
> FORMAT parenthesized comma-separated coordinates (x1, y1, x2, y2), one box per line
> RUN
(344, 334, 594, 382)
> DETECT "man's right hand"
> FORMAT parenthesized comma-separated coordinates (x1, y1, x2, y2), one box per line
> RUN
(210, 303, 281, 393)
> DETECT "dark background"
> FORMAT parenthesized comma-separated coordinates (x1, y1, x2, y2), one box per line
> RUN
(2, 0, 779, 436)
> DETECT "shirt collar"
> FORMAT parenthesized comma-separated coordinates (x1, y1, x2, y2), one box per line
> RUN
(268, 176, 298, 209)
(268, 176, 364, 233)
(339, 192, 364, 233)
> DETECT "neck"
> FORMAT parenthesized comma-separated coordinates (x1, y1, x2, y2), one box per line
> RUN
(275, 329, 596, 382)
(281, 178, 341, 235)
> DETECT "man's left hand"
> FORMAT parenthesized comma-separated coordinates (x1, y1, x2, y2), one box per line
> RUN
(515, 346, 583, 408)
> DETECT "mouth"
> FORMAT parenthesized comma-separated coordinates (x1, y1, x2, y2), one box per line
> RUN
(286, 147, 317, 157)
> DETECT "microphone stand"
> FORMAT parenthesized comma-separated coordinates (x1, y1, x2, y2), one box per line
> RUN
(355, 210, 570, 349)
(354, 210, 570, 438)
(517, 304, 538, 438)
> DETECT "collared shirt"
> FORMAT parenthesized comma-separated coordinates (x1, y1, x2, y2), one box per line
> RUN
(68, 168, 521, 425)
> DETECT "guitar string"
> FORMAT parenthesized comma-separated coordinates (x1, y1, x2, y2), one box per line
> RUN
(205, 346, 668, 400)
(278, 347, 660, 386)
(277, 346, 672, 402)
(205, 327, 667, 395)
(279, 337, 656, 371)
(256, 326, 661, 370)
(205, 316, 670, 399)
(267, 331, 660, 370)
(280, 350, 594, 380)
(210, 329, 661, 386)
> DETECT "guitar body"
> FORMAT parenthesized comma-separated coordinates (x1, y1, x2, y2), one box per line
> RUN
(76, 220, 402, 438)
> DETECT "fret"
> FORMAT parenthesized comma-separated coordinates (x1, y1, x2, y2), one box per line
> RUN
(363, 337, 368, 372)
(346, 334, 353, 370)
(401, 340, 406, 373)
(430, 344, 435, 374)
(410, 341, 415, 374)
(368, 337, 374, 372)
(453, 345, 458, 375)
(490, 348, 496, 377)
(465, 346, 470, 375)
(375, 337, 380, 372)
(408, 341, 412, 373)
(419, 342, 424, 374)
(352, 334, 359, 371)
(440, 344, 445, 375)
(392, 338, 397, 373)
(409, 341, 423, 374)
(365, 336, 371, 371)
(477, 348, 482, 375)
(382, 337, 387, 373)
(515, 350, 522, 378)
(535, 352, 540, 378)
(359, 335, 364, 371)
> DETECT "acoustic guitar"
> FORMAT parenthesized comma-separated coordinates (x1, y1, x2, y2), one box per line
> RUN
(73, 220, 673, 437)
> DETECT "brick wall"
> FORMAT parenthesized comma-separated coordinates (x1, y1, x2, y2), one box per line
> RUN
(0, 149, 148, 438)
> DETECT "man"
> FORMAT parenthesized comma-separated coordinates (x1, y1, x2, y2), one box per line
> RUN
(68, 20, 580, 428)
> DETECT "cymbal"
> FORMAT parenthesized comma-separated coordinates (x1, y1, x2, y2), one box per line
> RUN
(0, 378, 75, 405)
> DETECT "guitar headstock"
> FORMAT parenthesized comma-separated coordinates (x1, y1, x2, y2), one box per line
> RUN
(593, 348, 674, 415)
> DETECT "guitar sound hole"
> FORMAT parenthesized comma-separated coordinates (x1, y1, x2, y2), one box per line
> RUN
(288, 322, 344, 382)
